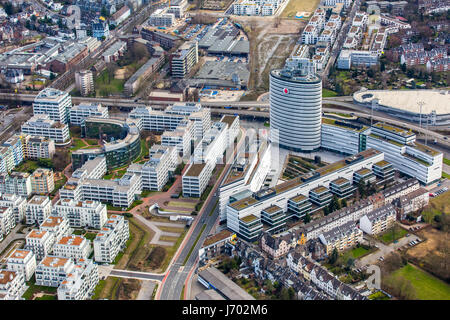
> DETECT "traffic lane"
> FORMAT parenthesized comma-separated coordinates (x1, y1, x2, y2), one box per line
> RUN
(109, 270, 165, 281)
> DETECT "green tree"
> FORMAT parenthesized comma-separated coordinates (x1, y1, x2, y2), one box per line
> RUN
(341, 198, 348, 208)
(303, 213, 311, 224)
(279, 287, 290, 300)
(329, 248, 339, 265)
(401, 63, 407, 73)
(328, 195, 341, 213)
(288, 287, 296, 300)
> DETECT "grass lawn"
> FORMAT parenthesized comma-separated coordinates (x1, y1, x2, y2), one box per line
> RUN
(392, 264, 450, 300)
(167, 201, 197, 209)
(281, 0, 320, 18)
(369, 291, 390, 300)
(378, 225, 408, 244)
(442, 172, 450, 179)
(322, 88, 338, 97)
(14, 160, 39, 173)
(70, 138, 87, 151)
(443, 158, 450, 166)
(85, 139, 99, 146)
(72, 229, 84, 235)
(423, 191, 450, 221)
(95, 69, 125, 97)
(22, 277, 58, 300)
(350, 246, 373, 259)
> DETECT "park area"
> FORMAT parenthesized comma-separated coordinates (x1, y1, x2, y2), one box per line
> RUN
(390, 264, 450, 300)
(377, 225, 408, 244)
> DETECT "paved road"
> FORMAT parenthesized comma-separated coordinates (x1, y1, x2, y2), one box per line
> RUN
(109, 269, 165, 282)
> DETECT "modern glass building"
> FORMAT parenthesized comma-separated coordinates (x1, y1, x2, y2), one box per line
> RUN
(72, 118, 141, 170)
(269, 68, 322, 152)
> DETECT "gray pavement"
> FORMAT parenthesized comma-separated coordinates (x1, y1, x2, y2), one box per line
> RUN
(136, 280, 157, 300)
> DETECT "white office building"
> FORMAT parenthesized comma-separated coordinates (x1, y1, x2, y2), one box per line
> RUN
(52, 199, 107, 229)
(161, 119, 194, 157)
(33, 88, 72, 124)
(6, 249, 37, 281)
(21, 114, 70, 143)
(321, 118, 369, 155)
(182, 162, 214, 198)
(94, 214, 129, 264)
(127, 145, 176, 191)
(69, 103, 109, 125)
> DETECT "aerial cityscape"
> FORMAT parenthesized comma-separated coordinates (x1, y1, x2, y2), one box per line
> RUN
(0, 0, 448, 304)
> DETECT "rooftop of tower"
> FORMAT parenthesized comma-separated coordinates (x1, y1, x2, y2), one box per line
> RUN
(270, 68, 321, 84)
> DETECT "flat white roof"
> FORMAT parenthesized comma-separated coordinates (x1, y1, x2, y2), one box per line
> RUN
(354, 89, 450, 115)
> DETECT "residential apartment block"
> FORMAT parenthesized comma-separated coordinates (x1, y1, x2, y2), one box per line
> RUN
(93, 214, 129, 263)
(25, 195, 52, 225)
(30, 168, 55, 195)
(0, 270, 26, 300)
(53, 235, 91, 260)
(170, 41, 198, 78)
(23, 135, 56, 160)
(74, 70, 94, 97)
(318, 221, 363, 255)
(0, 171, 32, 197)
(35, 255, 75, 287)
(25, 229, 54, 261)
(57, 258, 99, 300)
(359, 204, 396, 235)
(0, 207, 15, 239)
(6, 249, 36, 281)
(0, 193, 27, 224)
(52, 199, 107, 229)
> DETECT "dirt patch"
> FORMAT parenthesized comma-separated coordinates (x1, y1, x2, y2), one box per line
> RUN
(116, 278, 142, 300)
(114, 68, 128, 80)
(407, 228, 444, 260)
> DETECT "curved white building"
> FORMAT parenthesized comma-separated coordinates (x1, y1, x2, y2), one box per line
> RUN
(269, 69, 322, 152)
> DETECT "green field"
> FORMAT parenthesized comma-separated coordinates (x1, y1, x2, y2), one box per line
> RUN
(95, 69, 125, 97)
(281, 0, 320, 18)
(70, 138, 87, 151)
(443, 158, 450, 166)
(350, 246, 373, 259)
(392, 264, 450, 300)
(322, 88, 338, 97)
(378, 225, 408, 244)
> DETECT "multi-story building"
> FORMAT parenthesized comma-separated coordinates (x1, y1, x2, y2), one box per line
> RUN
(366, 123, 443, 185)
(383, 178, 420, 205)
(269, 66, 322, 152)
(32, 88, 72, 124)
(52, 199, 107, 230)
(35, 255, 75, 287)
(226, 150, 384, 240)
(129, 103, 211, 140)
(318, 221, 363, 255)
(6, 249, 36, 281)
(53, 235, 91, 260)
(0, 172, 32, 197)
(182, 162, 214, 198)
(21, 114, 70, 143)
(149, 8, 175, 27)
(359, 204, 396, 235)
(25, 229, 54, 261)
(170, 41, 198, 78)
(2, 135, 24, 167)
(301, 25, 319, 44)
(0, 193, 27, 223)
(30, 168, 55, 195)
(393, 187, 429, 220)
(92, 20, 110, 40)
(25, 195, 52, 225)
(220, 115, 240, 148)
(161, 119, 194, 157)
(110, 5, 131, 26)
(23, 136, 56, 160)
(0, 146, 15, 173)
(193, 122, 228, 165)
(0, 207, 14, 239)
(93, 214, 129, 263)
(57, 259, 99, 300)
(69, 103, 108, 125)
(0, 270, 26, 300)
(39, 215, 71, 249)
(74, 70, 94, 97)
(127, 145, 176, 191)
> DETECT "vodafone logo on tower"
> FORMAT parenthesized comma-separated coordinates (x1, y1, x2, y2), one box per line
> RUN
(283, 88, 289, 94)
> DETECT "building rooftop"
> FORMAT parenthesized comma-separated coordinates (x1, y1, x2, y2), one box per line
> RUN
(185, 163, 206, 177)
(40, 256, 69, 268)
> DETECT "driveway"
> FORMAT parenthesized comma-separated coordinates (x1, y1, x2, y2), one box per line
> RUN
(357, 233, 421, 267)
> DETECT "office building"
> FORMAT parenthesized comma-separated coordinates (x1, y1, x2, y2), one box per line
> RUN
(32, 88, 72, 124)
(170, 41, 198, 78)
(70, 103, 108, 125)
(21, 114, 70, 143)
(269, 66, 322, 152)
